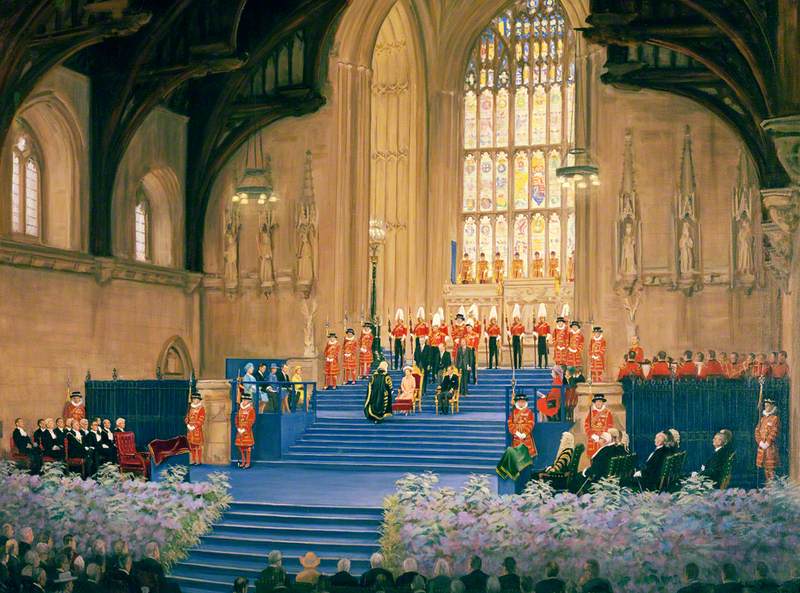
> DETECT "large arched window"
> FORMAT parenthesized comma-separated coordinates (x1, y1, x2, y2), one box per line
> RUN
(134, 188, 151, 262)
(10, 134, 42, 238)
(462, 0, 575, 281)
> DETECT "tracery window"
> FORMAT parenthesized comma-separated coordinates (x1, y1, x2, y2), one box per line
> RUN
(10, 134, 41, 238)
(462, 0, 575, 281)
(134, 190, 151, 262)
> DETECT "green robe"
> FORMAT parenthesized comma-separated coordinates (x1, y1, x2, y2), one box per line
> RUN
(364, 370, 393, 422)
(496, 444, 532, 480)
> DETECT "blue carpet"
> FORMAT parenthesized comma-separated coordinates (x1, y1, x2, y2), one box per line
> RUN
(171, 367, 563, 593)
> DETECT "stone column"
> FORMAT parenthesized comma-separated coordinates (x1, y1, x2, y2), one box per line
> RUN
(761, 115, 800, 480)
(571, 381, 625, 470)
(196, 379, 232, 465)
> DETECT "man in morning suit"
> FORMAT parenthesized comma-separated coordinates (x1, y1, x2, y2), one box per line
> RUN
(460, 556, 489, 593)
(582, 429, 625, 483)
(675, 563, 711, 593)
(699, 431, 732, 487)
(12, 418, 42, 474)
(634, 431, 671, 491)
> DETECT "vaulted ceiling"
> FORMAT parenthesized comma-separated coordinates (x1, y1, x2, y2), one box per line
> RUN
(581, 0, 794, 189)
(0, 0, 347, 271)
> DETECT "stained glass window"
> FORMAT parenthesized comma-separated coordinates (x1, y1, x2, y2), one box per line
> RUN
(134, 195, 150, 262)
(460, 0, 575, 281)
(10, 133, 41, 238)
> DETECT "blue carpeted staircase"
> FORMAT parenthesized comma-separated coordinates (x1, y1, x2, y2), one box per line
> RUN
(170, 366, 556, 593)
(170, 502, 382, 593)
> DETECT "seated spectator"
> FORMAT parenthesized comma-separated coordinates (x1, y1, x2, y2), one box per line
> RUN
(487, 577, 502, 593)
(582, 430, 625, 482)
(360, 553, 394, 589)
(374, 574, 391, 593)
(133, 541, 164, 592)
(0, 525, 12, 550)
(53, 570, 78, 593)
(5, 540, 20, 591)
(676, 352, 697, 378)
(411, 575, 427, 593)
(428, 559, 452, 593)
(752, 353, 771, 378)
(12, 419, 42, 474)
(578, 560, 613, 593)
(648, 352, 671, 380)
(114, 418, 126, 433)
(521, 577, 534, 593)
(666, 428, 681, 450)
(256, 550, 289, 593)
(716, 563, 744, 593)
(77, 563, 104, 593)
(331, 558, 358, 588)
(676, 562, 710, 593)
(397, 557, 425, 590)
(534, 561, 566, 593)
(29, 566, 47, 593)
(296, 552, 321, 585)
(18, 528, 34, 559)
(617, 352, 644, 381)
(634, 432, 670, 491)
(498, 557, 520, 593)
(746, 562, 779, 593)
(450, 580, 466, 593)
(437, 366, 460, 415)
(42, 418, 64, 460)
(699, 431, 733, 487)
(723, 353, 742, 379)
(699, 351, 724, 379)
(233, 576, 250, 593)
(107, 554, 136, 593)
(772, 351, 789, 379)
(459, 556, 489, 593)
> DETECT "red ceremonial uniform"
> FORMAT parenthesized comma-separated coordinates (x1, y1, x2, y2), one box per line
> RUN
(589, 336, 606, 382)
(451, 324, 467, 358)
(699, 359, 724, 379)
(466, 329, 480, 350)
(647, 361, 671, 379)
(63, 401, 86, 424)
(185, 405, 206, 447)
(617, 361, 644, 381)
(486, 323, 502, 338)
(508, 405, 537, 456)
(535, 321, 550, 336)
(413, 322, 430, 339)
(324, 341, 341, 388)
(359, 331, 374, 377)
(750, 361, 771, 379)
(392, 324, 408, 339)
(553, 325, 569, 366)
(429, 326, 445, 347)
(675, 361, 697, 378)
(234, 404, 255, 447)
(567, 329, 584, 367)
(343, 336, 359, 382)
(724, 361, 744, 379)
(771, 362, 789, 379)
(584, 406, 614, 459)
(631, 345, 644, 363)
(755, 412, 780, 479)
(509, 322, 525, 337)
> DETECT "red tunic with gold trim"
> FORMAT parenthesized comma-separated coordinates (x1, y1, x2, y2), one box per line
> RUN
(324, 341, 341, 378)
(750, 361, 771, 379)
(343, 337, 359, 372)
(647, 361, 671, 379)
(486, 323, 501, 338)
(699, 359, 724, 379)
(508, 405, 537, 457)
(391, 323, 408, 341)
(63, 401, 86, 425)
(584, 406, 614, 459)
(413, 322, 430, 340)
(771, 362, 789, 379)
(553, 325, 569, 366)
(617, 361, 644, 381)
(534, 321, 550, 338)
(724, 361, 744, 379)
(675, 361, 697, 378)
(234, 404, 255, 447)
(451, 324, 467, 358)
(566, 329, 584, 367)
(185, 404, 206, 447)
(631, 345, 644, 363)
(359, 332, 374, 367)
(589, 336, 606, 382)
(755, 413, 780, 473)
(429, 326, 445, 348)
(466, 328, 480, 350)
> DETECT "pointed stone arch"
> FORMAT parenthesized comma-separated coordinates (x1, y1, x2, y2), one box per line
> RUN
(157, 335, 194, 379)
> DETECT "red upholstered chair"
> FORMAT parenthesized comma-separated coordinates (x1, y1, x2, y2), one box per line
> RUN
(114, 432, 151, 479)
(9, 436, 30, 468)
(63, 437, 87, 478)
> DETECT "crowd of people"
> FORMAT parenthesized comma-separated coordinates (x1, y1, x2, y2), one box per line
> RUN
(239, 362, 307, 414)
(230, 550, 800, 593)
(11, 412, 130, 477)
(0, 525, 178, 593)
(616, 343, 789, 381)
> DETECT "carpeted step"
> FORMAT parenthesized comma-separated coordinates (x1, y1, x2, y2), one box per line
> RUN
(253, 459, 497, 472)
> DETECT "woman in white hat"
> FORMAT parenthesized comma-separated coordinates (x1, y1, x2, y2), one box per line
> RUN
(392, 366, 416, 415)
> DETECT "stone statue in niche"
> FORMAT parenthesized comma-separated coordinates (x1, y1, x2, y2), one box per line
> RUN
(620, 221, 637, 276)
(301, 298, 317, 357)
(736, 217, 754, 276)
(257, 206, 277, 295)
(679, 220, 695, 276)
(223, 206, 241, 292)
(296, 150, 317, 297)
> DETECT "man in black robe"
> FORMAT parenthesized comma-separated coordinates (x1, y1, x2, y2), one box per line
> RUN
(582, 429, 625, 482)
(364, 361, 393, 423)
(699, 431, 732, 487)
(12, 418, 42, 474)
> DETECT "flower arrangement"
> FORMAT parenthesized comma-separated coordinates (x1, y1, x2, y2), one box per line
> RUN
(0, 462, 231, 568)
(381, 473, 800, 593)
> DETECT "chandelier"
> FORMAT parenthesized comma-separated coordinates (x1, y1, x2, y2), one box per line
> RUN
(556, 148, 600, 189)
(231, 131, 278, 206)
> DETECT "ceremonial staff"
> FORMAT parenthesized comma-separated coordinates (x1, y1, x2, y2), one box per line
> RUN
(483, 317, 489, 368)
(504, 306, 513, 369)
(387, 308, 393, 368)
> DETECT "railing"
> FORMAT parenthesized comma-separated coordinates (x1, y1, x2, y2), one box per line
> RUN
(504, 381, 567, 447)
(229, 380, 318, 419)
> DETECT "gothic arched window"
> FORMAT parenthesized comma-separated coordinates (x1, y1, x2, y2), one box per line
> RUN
(11, 134, 42, 238)
(462, 0, 575, 281)
(134, 189, 151, 262)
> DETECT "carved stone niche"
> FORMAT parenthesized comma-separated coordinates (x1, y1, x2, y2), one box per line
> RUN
(761, 187, 800, 292)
